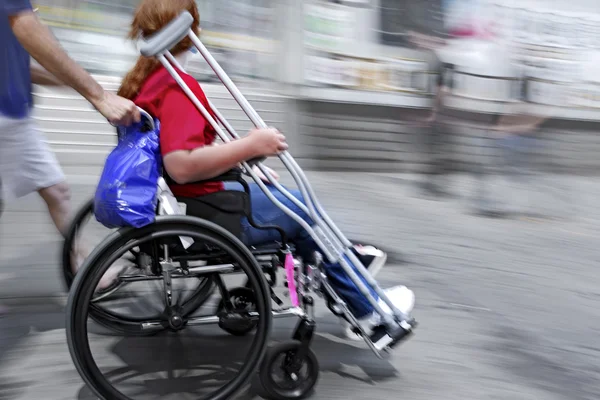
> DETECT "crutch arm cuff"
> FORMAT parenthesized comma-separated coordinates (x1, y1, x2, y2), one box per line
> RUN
(139, 11, 194, 57)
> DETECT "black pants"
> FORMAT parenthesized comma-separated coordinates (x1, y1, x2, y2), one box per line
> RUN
(421, 121, 453, 183)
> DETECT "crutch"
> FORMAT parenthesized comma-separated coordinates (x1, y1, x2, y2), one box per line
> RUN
(138, 11, 416, 346)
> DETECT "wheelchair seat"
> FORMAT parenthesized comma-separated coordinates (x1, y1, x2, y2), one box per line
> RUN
(162, 166, 246, 238)
(177, 190, 248, 240)
(161, 166, 293, 261)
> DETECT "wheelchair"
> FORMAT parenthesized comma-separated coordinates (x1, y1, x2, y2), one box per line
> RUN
(62, 168, 287, 334)
(65, 11, 417, 400)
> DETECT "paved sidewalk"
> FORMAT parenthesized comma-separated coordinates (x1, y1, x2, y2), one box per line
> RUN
(1, 171, 600, 400)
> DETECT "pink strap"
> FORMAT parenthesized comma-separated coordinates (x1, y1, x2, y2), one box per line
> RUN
(284, 252, 299, 307)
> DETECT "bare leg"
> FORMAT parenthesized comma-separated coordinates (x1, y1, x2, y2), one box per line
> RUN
(38, 182, 120, 290)
(38, 181, 85, 272)
(38, 181, 71, 237)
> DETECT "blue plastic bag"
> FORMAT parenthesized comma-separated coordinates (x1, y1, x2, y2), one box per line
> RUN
(94, 119, 162, 229)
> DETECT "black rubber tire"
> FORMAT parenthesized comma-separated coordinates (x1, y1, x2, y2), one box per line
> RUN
(66, 215, 272, 400)
(61, 198, 215, 336)
(259, 340, 320, 400)
(217, 287, 258, 336)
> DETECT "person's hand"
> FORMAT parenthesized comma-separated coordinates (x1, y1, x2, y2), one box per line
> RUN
(247, 127, 288, 158)
(252, 165, 280, 183)
(92, 91, 141, 127)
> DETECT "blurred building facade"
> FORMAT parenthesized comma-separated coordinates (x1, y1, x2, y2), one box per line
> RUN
(30, 0, 600, 178)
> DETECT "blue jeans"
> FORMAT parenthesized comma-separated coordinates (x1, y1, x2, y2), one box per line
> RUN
(499, 134, 538, 180)
(223, 181, 377, 318)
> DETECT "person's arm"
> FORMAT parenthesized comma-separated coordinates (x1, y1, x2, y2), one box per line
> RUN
(8, 10, 139, 125)
(211, 141, 281, 181)
(508, 117, 546, 133)
(165, 129, 287, 184)
(30, 62, 62, 86)
(159, 87, 287, 184)
(165, 136, 262, 184)
(495, 112, 546, 133)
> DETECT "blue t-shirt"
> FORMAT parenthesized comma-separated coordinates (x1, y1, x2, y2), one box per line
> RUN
(0, 0, 33, 119)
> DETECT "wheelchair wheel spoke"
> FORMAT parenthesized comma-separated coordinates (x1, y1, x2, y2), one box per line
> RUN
(128, 247, 140, 258)
(162, 267, 174, 308)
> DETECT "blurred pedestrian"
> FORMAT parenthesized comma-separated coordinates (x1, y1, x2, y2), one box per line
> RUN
(402, 1, 456, 198)
(419, 56, 456, 198)
(479, 76, 547, 216)
(0, 0, 141, 295)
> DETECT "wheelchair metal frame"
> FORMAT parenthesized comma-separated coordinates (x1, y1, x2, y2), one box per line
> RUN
(137, 11, 416, 357)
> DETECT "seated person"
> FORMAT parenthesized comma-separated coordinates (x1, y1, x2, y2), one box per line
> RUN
(119, 0, 414, 338)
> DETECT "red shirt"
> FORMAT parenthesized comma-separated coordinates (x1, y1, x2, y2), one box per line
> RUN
(134, 66, 224, 197)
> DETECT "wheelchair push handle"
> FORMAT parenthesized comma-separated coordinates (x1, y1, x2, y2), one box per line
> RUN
(137, 107, 155, 131)
(139, 11, 194, 57)
(112, 107, 155, 134)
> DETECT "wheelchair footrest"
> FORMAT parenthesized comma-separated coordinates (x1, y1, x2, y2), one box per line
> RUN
(371, 319, 417, 352)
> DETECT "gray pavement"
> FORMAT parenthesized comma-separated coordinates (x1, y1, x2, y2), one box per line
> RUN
(1, 171, 600, 399)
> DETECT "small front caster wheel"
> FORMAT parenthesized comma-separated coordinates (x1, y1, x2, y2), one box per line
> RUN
(259, 340, 319, 400)
(217, 287, 257, 336)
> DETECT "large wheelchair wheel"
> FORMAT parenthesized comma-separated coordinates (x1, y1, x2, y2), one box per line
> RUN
(62, 198, 215, 335)
(66, 216, 272, 400)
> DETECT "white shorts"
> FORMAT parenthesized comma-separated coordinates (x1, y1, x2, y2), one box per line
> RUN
(0, 115, 65, 202)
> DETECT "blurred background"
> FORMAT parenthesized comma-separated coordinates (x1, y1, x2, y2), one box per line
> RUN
(30, 0, 600, 180)
(4, 0, 600, 399)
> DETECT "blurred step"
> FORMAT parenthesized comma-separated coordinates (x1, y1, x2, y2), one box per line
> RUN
(33, 93, 93, 109)
(62, 166, 104, 181)
(34, 82, 120, 95)
(32, 89, 285, 120)
(32, 106, 108, 123)
(52, 148, 109, 166)
(307, 147, 402, 161)
(43, 130, 117, 146)
(33, 117, 113, 133)
(300, 126, 413, 144)
(31, 81, 291, 179)
(48, 141, 114, 152)
(300, 158, 408, 172)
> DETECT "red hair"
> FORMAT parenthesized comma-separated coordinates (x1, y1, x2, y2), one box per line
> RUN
(117, 0, 200, 100)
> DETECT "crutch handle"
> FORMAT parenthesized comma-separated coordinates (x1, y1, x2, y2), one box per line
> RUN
(139, 11, 194, 57)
